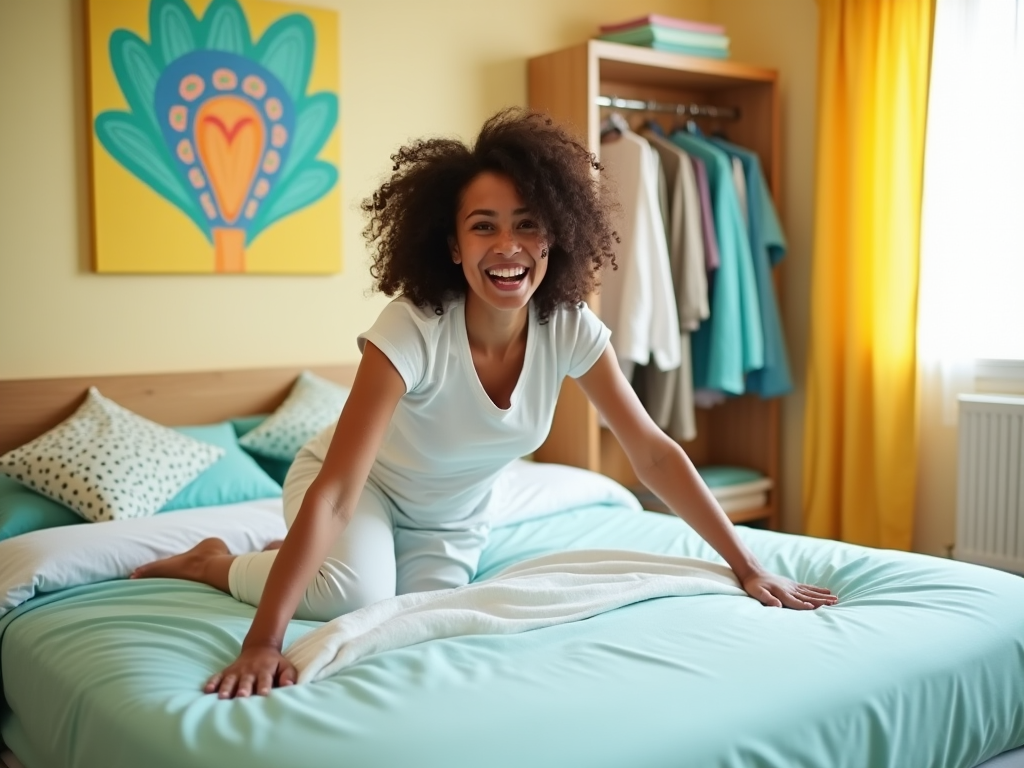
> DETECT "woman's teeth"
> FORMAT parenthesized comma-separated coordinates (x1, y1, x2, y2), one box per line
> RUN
(487, 267, 527, 278)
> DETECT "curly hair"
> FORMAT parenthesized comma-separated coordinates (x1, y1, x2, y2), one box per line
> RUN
(362, 108, 617, 320)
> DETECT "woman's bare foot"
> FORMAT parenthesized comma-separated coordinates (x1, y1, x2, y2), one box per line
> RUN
(131, 538, 231, 584)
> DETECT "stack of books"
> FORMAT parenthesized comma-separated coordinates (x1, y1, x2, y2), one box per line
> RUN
(597, 14, 729, 59)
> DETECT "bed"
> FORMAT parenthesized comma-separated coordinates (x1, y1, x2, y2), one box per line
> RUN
(1, 368, 1023, 768)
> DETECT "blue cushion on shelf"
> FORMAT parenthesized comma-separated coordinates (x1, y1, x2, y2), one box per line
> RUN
(695, 465, 765, 488)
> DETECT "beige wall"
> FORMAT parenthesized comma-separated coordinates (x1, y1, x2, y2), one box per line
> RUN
(0, 0, 711, 379)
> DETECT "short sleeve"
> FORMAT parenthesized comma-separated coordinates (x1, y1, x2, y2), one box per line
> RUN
(357, 299, 431, 393)
(566, 302, 612, 378)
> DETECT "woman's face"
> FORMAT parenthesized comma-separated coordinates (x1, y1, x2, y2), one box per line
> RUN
(451, 172, 550, 314)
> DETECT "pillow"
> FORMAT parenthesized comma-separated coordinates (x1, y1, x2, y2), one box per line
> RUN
(0, 422, 282, 538)
(0, 476, 82, 542)
(230, 414, 268, 439)
(238, 371, 350, 461)
(160, 422, 282, 511)
(231, 415, 295, 486)
(0, 388, 224, 523)
(489, 459, 643, 527)
(0, 498, 286, 617)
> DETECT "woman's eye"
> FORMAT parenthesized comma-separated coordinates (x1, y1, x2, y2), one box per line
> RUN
(517, 220, 538, 230)
(471, 222, 494, 231)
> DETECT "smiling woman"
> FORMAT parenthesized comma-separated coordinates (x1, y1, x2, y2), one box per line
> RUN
(132, 107, 837, 701)
(451, 173, 550, 310)
(363, 108, 618, 322)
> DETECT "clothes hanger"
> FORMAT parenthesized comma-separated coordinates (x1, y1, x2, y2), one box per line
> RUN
(671, 104, 701, 136)
(640, 118, 665, 137)
(600, 111, 632, 142)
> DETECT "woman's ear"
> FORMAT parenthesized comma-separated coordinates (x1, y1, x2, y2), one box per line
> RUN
(448, 236, 461, 265)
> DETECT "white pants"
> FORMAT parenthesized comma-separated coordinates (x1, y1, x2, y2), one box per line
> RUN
(228, 448, 490, 621)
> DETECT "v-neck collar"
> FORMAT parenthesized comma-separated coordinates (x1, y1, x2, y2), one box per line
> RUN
(455, 299, 535, 415)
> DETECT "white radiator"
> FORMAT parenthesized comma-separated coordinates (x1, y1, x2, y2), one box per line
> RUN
(955, 394, 1024, 574)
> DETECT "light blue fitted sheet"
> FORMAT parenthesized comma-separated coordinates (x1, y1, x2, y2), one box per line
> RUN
(2, 504, 1023, 768)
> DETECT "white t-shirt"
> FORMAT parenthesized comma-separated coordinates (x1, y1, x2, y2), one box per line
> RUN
(309, 296, 610, 529)
(599, 131, 682, 380)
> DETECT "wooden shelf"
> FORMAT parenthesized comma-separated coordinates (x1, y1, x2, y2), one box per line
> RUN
(591, 40, 777, 88)
(632, 486, 772, 526)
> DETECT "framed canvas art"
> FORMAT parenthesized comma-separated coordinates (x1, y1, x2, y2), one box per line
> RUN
(86, 0, 341, 274)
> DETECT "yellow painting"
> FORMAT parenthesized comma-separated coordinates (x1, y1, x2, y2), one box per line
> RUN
(86, 0, 341, 273)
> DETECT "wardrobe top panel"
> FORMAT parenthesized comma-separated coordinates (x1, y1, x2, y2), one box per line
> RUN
(592, 40, 777, 90)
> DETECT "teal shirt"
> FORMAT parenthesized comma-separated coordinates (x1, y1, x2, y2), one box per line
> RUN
(710, 137, 793, 397)
(671, 131, 763, 394)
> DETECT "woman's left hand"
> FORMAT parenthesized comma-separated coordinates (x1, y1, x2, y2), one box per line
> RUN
(741, 570, 838, 610)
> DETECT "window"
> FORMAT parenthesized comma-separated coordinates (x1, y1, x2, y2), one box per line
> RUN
(919, 0, 1024, 368)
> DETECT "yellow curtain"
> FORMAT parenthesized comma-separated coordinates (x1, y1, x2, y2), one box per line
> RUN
(803, 0, 934, 549)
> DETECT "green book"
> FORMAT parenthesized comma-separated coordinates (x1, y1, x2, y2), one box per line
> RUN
(599, 23, 729, 50)
(645, 41, 729, 58)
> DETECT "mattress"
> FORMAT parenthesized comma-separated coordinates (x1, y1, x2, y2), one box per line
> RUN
(2, 502, 1023, 768)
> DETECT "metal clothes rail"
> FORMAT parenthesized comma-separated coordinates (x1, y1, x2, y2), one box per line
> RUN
(596, 95, 740, 120)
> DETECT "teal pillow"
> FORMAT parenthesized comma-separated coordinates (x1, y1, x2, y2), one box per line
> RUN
(0, 475, 83, 542)
(231, 415, 267, 438)
(231, 415, 294, 486)
(161, 422, 282, 511)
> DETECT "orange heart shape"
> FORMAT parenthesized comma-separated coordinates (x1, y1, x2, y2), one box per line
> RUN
(195, 96, 265, 224)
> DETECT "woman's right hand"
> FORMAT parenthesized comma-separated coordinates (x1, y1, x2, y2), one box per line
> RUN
(204, 643, 298, 698)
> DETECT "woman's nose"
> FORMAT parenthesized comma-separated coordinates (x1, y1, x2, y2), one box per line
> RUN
(494, 229, 522, 256)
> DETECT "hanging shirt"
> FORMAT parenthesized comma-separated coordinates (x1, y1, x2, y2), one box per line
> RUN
(636, 130, 710, 441)
(731, 157, 749, 229)
(671, 131, 763, 395)
(710, 137, 793, 397)
(690, 155, 720, 272)
(643, 131, 709, 331)
(599, 131, 682, 381)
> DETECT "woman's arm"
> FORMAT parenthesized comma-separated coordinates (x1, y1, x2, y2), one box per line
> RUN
(576, 346, 836, 610)
(208, 342, 407, 697)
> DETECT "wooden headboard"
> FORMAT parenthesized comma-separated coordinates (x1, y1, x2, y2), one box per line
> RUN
(0, 366, 359, 455)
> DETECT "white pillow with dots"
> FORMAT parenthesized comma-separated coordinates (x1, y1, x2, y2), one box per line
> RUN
(239, 371, 351, 462)
(0, 388, 224, 523)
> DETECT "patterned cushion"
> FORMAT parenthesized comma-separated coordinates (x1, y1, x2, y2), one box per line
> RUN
(0, 388, 224, 522)
(238, 371, 350, 461)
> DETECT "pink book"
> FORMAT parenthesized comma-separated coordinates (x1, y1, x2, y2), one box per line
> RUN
(599, 14, 725, 36)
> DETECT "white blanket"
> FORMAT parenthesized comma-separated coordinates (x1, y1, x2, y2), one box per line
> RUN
(285, 549, 746, 684)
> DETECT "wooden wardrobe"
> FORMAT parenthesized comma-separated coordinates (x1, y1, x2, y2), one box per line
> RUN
(528, 40, 783, 531)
